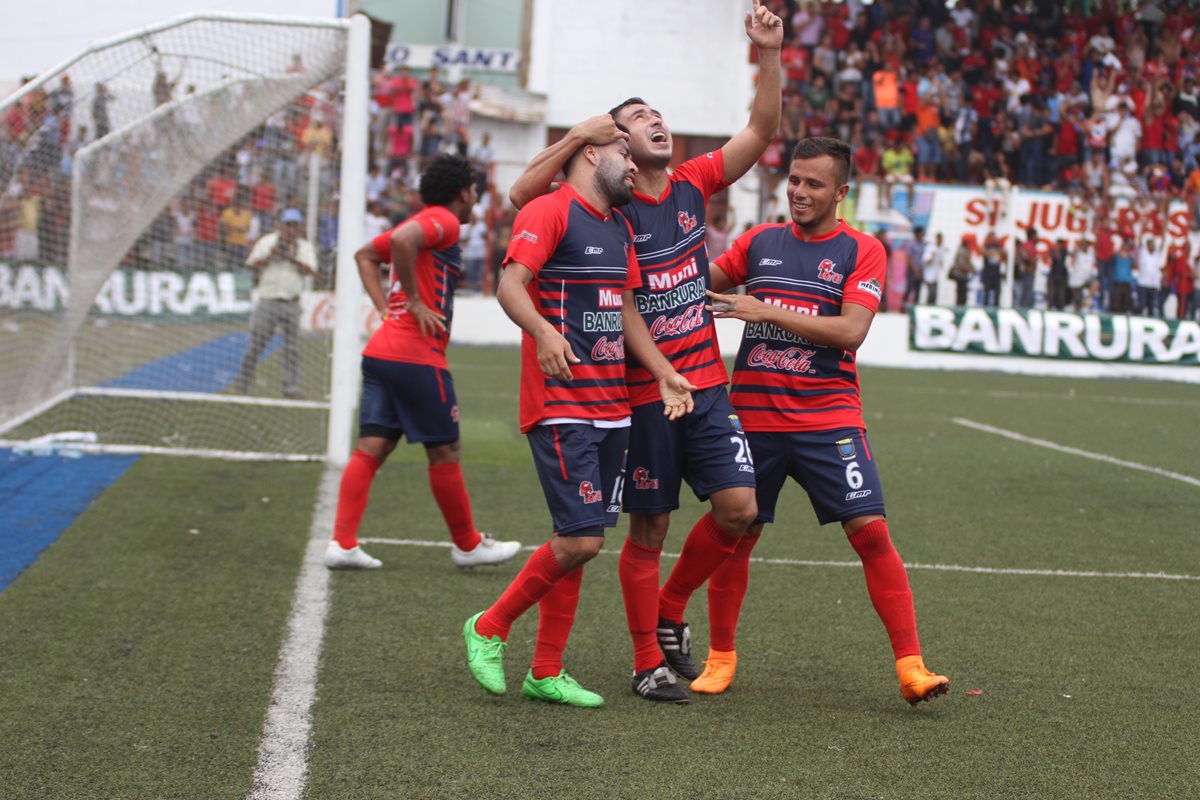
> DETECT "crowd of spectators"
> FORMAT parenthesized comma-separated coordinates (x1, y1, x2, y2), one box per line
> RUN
(762, 0, 1200, 225)
(0, 60, 500, 291)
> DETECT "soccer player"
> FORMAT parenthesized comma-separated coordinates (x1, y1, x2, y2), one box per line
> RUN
(324, 155, 521, 571)
(463, 133, 698, 708)
(507, 0, 783, 702)
(705, 137, 950, 705)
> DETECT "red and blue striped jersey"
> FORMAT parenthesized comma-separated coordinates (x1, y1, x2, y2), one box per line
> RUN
(714, 220, 886, 432)
(362, 205, 462, 369)
(619, 151, 731, 406)
(503, 184, 642, 433)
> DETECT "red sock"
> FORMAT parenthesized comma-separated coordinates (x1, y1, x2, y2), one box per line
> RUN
(428, 462, 482, 552)
(333, 449, 380, 550)
(658, 512, 739, 623)
(706, 533, 760, 651)
(619, 537, 664, 673)
(476, 542, 566, 641)
(531, 566, 584, 679)
(848, 519, 920, 659)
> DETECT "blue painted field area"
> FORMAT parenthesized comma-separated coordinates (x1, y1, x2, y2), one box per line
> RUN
(0, 449, 139, 591)
(102, 331, 279, 393)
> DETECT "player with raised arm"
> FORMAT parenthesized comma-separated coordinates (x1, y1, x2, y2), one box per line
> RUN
(507, 0, 783, 702)
(463, 132, 698, 708)
(706, 137, 949, 705)
(324, 155, 521, 571)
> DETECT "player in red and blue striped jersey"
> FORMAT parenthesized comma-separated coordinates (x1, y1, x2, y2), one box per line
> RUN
(463, 135, 698, 708)
(507, 0, 784, 702)
(707, 137, 949, 705)
(325, 155, 521, 572)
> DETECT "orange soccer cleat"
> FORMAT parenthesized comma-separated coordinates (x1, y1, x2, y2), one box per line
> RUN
(896, 655, 950, 705)
(689, 649, 738, 695)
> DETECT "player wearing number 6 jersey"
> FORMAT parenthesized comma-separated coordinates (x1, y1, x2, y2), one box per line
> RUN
(707, 137, 949, 706)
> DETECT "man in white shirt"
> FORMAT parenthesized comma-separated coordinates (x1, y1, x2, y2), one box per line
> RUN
(1069, 237, 1097, 312)
(1136, 234, 1166, 318)
(234, 208, 317, 398)
(921, 231, 948, 305)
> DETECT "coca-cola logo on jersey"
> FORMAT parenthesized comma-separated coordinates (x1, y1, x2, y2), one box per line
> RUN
(591, 334, 625, 361)
(648, 302, 705, 340)
(746, 343, 816, 373)
(677, 211, 698, 234)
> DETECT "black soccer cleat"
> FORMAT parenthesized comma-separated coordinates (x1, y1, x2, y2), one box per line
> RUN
(656, 618, 701, 680)
(632, 664, 689, 704)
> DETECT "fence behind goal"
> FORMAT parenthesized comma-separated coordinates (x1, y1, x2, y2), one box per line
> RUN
(0, 14, 369, 461)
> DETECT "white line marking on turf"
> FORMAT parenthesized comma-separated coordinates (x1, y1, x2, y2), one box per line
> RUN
(359, 538, 1200, 582)
(952, 417, 1200, 489)
(248, 464, 339, 800)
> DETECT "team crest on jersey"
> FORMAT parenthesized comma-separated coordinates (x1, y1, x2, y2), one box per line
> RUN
(727, 414, 745, 434)
(517, 229, 539, 243)
(816, 259, 843, 285)
(578, 481, 602, 504)
(632, 467, 659, 490)
(857, 278, 882, 300)
(677, 211, 698, 234)
(836, 438, 856, 460)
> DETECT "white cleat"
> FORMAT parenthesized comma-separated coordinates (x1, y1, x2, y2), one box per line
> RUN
(452, 532, 522, 568)
(324, 541, 383, 570)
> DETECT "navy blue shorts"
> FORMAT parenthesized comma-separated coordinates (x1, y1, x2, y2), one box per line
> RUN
(358, 356, 459, 445)
(623, 386, 756, 514)
(748, 427, 886, 526)
(527, 423, 629, 536)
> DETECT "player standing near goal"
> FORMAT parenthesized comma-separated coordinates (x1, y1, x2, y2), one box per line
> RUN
(463, 133, 698, 708)
(324, 154, 522, 571)
(705, 137, 950, 705)
(506, 0, 783, 701)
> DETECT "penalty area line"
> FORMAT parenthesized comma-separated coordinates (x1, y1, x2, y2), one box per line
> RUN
(360, 538, 1200, 582)
(247, 464, 339, 800)
(952, 417, 1200, 489)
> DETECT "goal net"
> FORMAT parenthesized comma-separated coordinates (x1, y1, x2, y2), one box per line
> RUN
(0, 13, 367, 461)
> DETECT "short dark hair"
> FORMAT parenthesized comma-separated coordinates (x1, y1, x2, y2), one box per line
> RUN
(609, 97, 648, 119)
(419, 154, 475, 206)
(790, 137, 852, 185)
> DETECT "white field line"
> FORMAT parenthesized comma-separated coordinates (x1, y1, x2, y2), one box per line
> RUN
(952, 417, 1200, 489)
(248, 463, 339, 800)
(360, 537, 1200, 582)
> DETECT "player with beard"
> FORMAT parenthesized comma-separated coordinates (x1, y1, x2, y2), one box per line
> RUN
(508, 0, 783, 703)
(705, 138, 950, 706)
(324, 155, 522, 571)
(463, 135, 698, 708)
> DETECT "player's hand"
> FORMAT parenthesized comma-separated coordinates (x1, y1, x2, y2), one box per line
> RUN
(535, 331, 580, 382)
(571, 115, 629, 146)
(706, 289, 771, 322)
(658, 372, 697, 421)
(746, 0, 784, 50)
(407, 298, 447, 337)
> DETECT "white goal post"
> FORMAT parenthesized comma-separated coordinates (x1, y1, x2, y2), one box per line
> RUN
(0, 13, 369, 463)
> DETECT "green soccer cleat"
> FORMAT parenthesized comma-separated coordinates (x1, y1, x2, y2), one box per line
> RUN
(521, 670, 605, 708)
(463, 611, 507, 694)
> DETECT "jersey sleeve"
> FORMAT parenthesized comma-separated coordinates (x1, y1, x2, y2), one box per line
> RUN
(670, 150, 730, 201)
(415, 206, 461, 249)
(711, 225, 758, 286)
(503, 195, 565, 277)
(372, 227, 395, 264)
(843, 233, 887, 312)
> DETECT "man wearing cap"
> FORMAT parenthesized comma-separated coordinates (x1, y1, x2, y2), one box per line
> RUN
(234, 208, 316, 398)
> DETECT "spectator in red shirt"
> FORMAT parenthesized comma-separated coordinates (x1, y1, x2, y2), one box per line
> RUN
(853, 138, 882, 211)
(388, 65, 418, 128)
(194, 199, 221, 267)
